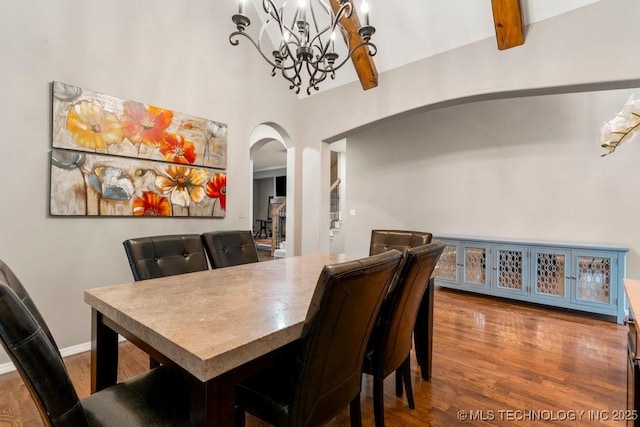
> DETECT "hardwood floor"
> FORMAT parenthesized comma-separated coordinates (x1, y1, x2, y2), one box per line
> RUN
(0, 288, 627, 426)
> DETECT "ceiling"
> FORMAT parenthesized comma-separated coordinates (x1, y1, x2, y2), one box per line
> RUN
(253, 140, 288, 172)
(249, 0, 600, 171)
(245, 0, 599, 95)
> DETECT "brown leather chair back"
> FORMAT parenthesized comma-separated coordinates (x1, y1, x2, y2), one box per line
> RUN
(369, 229, 433, 256)
(291, 249, 403, 426)
(0, 282, 89, 426)
(123, 234, 209, 281)
(368, 241, 445, 378)
(0, 258, 57, 348)
(201, 230, 259, 268)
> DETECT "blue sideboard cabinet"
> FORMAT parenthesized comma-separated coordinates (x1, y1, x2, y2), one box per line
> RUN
(434, 235, 628, 324)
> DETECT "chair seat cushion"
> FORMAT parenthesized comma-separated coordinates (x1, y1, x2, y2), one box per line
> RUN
(81, 367, 191, 426)
(235, 358, 296, 426)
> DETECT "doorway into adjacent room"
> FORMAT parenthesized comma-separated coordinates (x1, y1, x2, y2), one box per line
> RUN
(329, 139, 346, 254)
(250, 123, 292, 260)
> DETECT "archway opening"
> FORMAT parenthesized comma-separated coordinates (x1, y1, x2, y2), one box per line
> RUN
(249, 123, 294, 259)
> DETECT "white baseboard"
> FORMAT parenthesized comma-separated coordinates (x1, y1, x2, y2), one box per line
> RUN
(0, 336, 127, 375)
(0, 361, 16, 375)
(60, 341, 93, 358)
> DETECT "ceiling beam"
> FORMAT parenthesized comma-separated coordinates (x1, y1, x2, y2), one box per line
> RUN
(491, 0, 525, 50)
(329, 0, 378, 91)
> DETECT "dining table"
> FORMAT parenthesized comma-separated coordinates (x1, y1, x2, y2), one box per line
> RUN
(84, 253, 437, 427)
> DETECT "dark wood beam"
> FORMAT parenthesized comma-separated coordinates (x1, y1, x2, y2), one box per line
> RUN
(491, 0, 525, 50)
(329, 0, 378, 91)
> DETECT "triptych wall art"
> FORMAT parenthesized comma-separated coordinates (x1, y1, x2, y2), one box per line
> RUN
(50, 82, 227, 217)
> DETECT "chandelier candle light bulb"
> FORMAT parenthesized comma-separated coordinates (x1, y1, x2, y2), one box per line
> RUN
(362, 1, 369, 26)
(299, 0, 307, 22)
(229, 0, 377, 95)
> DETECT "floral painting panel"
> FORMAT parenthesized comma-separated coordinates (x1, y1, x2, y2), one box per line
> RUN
(51, 82, 227, 169)
(50, 149, 226, 217)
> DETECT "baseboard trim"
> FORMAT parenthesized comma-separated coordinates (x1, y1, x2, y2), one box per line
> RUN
(0, 337, 126, 375)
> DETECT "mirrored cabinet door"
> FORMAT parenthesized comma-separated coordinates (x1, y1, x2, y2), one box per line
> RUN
(462, 243, 490, 289)
(436, 242, 459, 283)
(574, 252, 617, 308)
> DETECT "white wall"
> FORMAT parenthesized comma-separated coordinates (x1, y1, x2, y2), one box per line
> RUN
(0, 0, 298, 365)
(343, 88, 640, 278)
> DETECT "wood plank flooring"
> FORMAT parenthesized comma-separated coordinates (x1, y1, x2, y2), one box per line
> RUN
(0, 288, 627, 426)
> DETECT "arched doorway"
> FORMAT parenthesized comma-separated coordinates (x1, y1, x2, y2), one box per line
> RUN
(249, 123, 295, 258)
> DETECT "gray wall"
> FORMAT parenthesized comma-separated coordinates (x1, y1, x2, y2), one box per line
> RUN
(343, 89, 640, 279)
(0, 0, 298, 365)
(1, 0, 639, 368)
(297, 0, 640, 255)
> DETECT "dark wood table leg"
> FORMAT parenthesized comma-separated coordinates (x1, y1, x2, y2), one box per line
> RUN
(189, 346, 287, 426)
(190, 370, 242, 426)
(90, 309, 119, 393)
(414, 278, 434, 380)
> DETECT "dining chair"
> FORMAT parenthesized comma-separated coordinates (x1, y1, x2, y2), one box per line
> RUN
(123, 234, 209, 368)
(123, 234, 209, 281)
(0, 257, 58, 349)
(234, 249, 404, 427)
(369, 230, 433, 256)
(0, 280, 192, 426)
(363, 241, 445, 427)
(201, 230, 259, 268)
(369, 229, 435, 381)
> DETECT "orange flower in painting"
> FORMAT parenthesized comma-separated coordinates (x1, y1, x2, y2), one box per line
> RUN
(121, 101, 174, 147)
(206, 172, 227, 211)
(66, 100, 124, 150)
(160, 134, 196, 164)
(132, 191, 171, 216)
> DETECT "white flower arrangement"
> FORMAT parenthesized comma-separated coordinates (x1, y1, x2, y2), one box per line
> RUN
(599, 94, 640, 156)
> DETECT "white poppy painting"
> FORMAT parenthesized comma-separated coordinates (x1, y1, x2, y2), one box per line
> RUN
(50, 149, 226, 217)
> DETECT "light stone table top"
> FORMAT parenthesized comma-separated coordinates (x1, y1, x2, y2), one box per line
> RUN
(85, 253, 351, 382)
(625, 279, 640, 319)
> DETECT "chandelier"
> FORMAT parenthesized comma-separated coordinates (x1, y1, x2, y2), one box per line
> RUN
(230, 0, 377, 95)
